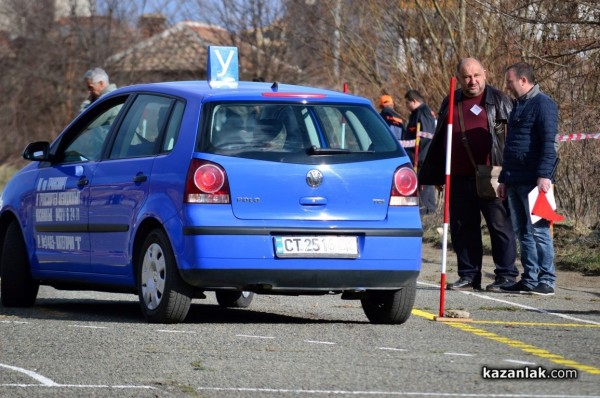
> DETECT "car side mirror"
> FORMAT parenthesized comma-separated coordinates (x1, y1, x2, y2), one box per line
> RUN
(23, 141, 51, 161)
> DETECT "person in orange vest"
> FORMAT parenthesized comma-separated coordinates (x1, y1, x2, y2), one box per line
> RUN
(378, 95, 403, 142)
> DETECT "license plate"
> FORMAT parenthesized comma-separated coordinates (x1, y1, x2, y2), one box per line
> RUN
(274, 236, 359, 258)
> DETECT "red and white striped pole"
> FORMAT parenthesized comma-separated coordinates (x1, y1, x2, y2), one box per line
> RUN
(439, 77, 456, 318)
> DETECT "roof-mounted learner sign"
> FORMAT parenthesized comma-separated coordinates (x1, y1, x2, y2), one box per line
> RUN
(207, 46, 239, 88)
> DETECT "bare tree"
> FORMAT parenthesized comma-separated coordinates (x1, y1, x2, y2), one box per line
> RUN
(1, 0, 598, 229)
(491, 0, 600, 229)
(188, 0, 298, 82)
(0, 0, 135, 164)
(283, 0, 599, 229)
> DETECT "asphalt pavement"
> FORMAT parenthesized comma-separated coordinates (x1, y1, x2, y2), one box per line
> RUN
(0, 251, 599, 398)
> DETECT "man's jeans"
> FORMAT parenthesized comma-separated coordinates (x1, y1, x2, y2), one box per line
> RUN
(507, 184, 556, 289)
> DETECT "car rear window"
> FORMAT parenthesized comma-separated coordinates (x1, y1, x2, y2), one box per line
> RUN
(199, 103, 402, 162)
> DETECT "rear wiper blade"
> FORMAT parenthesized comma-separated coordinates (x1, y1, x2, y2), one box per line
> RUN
(307, 146, 353, 155)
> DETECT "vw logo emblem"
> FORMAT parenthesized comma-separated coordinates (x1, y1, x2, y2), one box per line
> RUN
(306, 169, 323, 187)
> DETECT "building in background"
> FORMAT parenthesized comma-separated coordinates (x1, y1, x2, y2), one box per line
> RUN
(0, 0, 90, 32)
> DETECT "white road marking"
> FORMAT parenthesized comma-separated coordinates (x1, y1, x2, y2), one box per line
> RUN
(417, 281, 600, 325)
(304, 340, 336, 345)
(2, 284, 588, 396)
(236, 334, 275, 339)
(0, 384, 156, 389)
(0, 362, 155, 390)
(156, 329, 196, 334)
(378, 347, 408, 352)
(504, 359, 537, 365)
(443, 352, 476, 357)
(68, 324, 108, 329)
(0, 363, 58, 386)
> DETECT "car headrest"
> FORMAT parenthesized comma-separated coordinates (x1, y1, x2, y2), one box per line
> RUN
(254, 119, 284, 138)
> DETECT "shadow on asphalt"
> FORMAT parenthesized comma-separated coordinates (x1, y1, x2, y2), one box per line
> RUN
(0, 298, 370, 325)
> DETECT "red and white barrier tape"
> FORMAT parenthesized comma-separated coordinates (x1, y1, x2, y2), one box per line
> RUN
(400, 131, 434, 148)
(401, 132, 598, 147)
(558, 133, 600, 142)
(401, 132, 598, 148)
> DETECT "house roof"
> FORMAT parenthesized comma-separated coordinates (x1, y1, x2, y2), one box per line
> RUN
(107, 21, 249, 75)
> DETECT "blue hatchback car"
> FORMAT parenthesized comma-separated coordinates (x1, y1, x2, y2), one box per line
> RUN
(0, 47, 422, 324)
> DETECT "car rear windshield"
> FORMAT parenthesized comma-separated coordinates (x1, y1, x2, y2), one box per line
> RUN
(199, 103, 403, 162)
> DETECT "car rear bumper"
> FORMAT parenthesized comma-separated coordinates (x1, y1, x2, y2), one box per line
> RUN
(177, 226, 422, 290)
(180, 269, 420, 292)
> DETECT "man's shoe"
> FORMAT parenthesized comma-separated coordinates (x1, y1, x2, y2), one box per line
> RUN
(531, 283, 555, 296)
(500, 280, 532, 294)
(447, 278, 481, 291)
(486, 276, 516, 292)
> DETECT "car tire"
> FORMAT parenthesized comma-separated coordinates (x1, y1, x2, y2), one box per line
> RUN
(360, 280, 416, 325)
(0, 221, 39, 307)
(137, 229, 193, 323)
(215, 291, 254, 308)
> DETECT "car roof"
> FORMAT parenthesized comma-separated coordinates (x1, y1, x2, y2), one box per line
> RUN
(107, 80, 372, 106)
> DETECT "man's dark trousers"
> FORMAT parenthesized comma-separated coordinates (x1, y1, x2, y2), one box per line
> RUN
(449, 176, 519, 284)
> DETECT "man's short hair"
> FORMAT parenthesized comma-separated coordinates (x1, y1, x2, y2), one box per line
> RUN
(83, 67, 110, 84)
(404, 90, 425, 103)
(456, 57, 484, 73)
(506, 62, 536, 84)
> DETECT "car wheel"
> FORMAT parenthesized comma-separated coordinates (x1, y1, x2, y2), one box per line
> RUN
(137, 229, 192, 323)
(215, 291, 254, 308)
(360, 280, 416, 325)
(1, 221, 39, 307)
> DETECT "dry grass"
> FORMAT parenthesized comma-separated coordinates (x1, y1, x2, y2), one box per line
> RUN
(0, 164, 19, 193)
(421, 209, 600, 276)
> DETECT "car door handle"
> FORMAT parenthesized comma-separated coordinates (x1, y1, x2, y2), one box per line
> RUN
(77, 177, 89, 187)
(133, 174, 148, 183)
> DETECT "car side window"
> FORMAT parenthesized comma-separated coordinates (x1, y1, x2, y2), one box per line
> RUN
(109, 95, 174, 159)
(60, 101, 125, 163)
(161, 100, 185, 153)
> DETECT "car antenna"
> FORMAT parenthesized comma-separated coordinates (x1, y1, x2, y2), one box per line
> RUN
(271, 81, 278, 91)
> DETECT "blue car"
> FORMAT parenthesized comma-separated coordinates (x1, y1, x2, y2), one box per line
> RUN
(0, 47, 422, 324)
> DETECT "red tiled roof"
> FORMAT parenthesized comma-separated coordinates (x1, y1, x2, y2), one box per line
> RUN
(107, 21, 235, 73)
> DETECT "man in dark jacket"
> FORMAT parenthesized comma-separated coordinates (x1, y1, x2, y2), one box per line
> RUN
(419, 57, 519, 292)
(498, 62, 558, 296)
(404, 89, 437, 214)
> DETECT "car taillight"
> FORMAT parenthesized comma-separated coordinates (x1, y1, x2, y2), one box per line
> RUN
(390, 166, 419, 206)
(184, 159, 230, 204)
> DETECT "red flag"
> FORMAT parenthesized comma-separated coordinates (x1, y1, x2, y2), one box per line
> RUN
(531, 191, 564, 223)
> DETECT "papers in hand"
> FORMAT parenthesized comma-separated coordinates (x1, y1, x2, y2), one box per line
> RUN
(528, 187, 564, 224)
